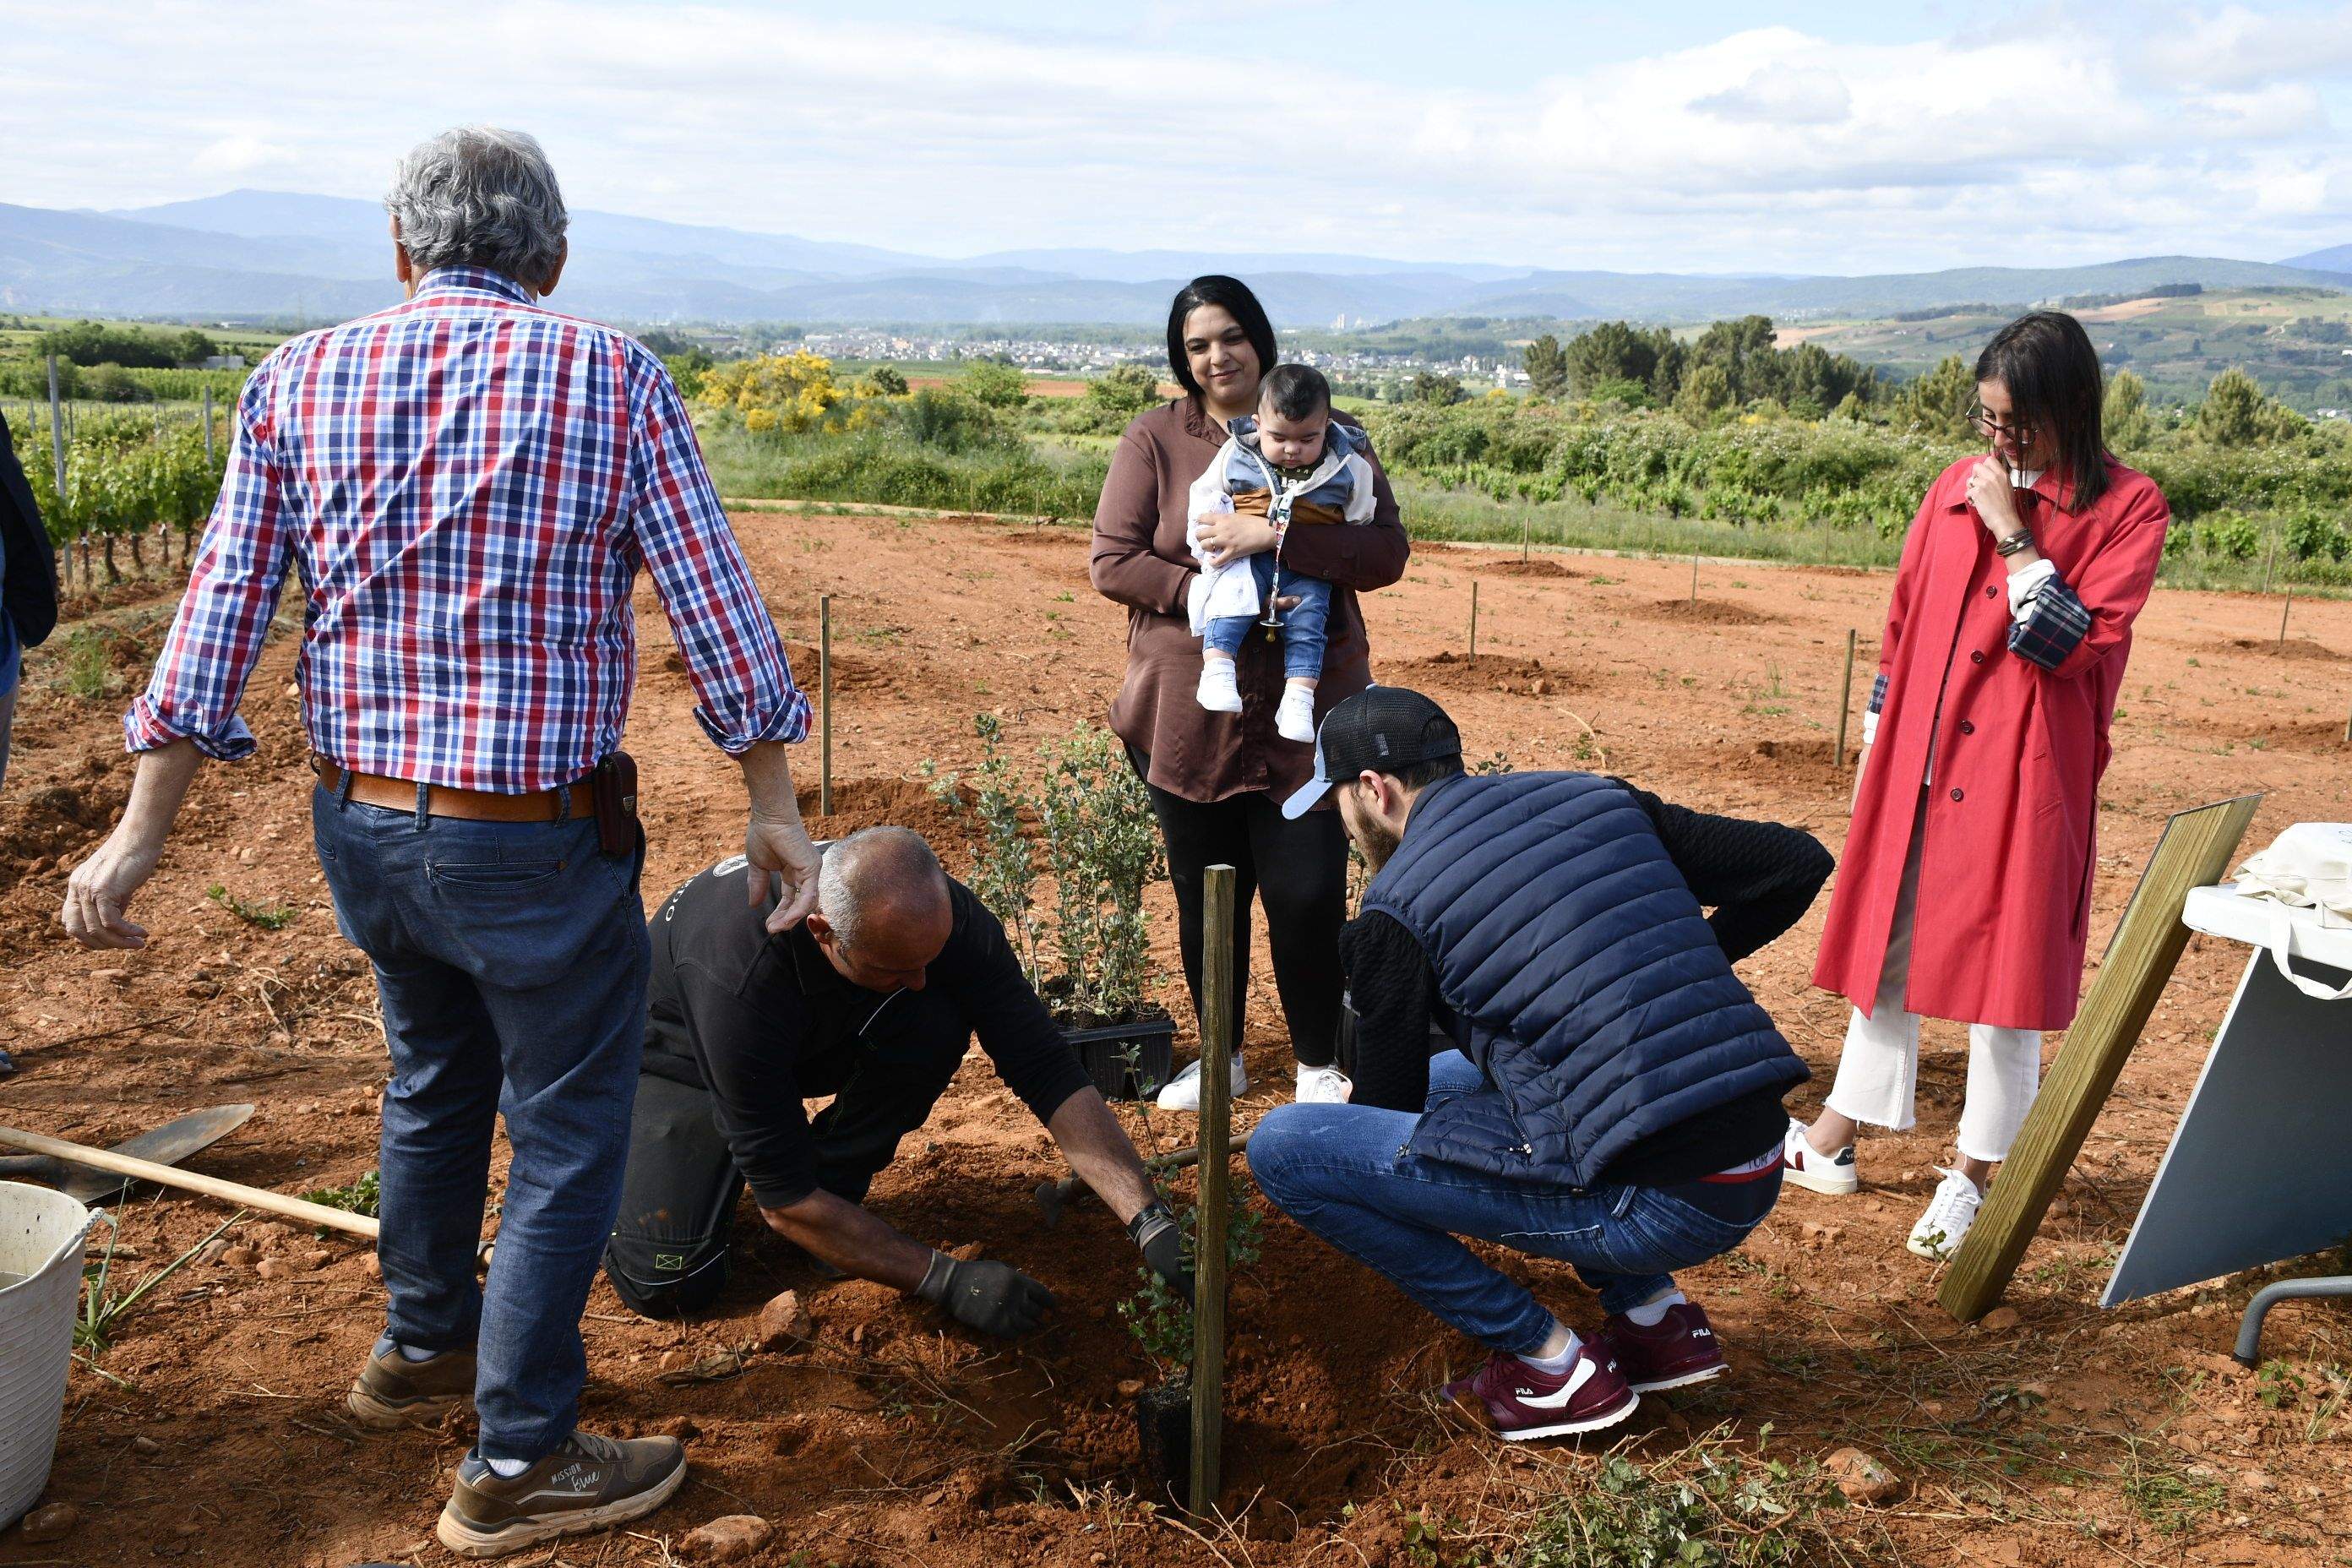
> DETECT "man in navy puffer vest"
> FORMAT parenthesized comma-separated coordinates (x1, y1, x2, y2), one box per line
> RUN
(1250, 688, 1828, 1440)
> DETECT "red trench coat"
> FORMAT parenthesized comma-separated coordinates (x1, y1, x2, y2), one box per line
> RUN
(1813, 455, 2170, 1032)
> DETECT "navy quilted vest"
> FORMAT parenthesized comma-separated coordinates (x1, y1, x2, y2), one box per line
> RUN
(1362, 771, 1807, 1188)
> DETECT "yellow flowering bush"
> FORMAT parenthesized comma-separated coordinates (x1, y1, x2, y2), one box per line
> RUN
(698, 351, 844, 433)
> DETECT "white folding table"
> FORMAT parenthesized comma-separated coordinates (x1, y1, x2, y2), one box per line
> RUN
(2101, 885, 2352, 1363)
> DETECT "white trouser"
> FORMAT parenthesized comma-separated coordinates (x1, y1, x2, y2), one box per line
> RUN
(1824, 810, 2043, 1163)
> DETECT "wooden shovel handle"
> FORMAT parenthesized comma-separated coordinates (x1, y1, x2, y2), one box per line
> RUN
(0, 1124, 380, 1240)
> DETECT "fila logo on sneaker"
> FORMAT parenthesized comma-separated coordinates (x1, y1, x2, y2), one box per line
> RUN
(1513, 1358, 1598, 1409)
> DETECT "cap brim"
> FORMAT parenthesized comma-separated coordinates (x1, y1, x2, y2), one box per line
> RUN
(1279, 776, 1332, 820)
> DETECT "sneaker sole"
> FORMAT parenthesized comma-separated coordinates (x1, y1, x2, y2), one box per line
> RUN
(434, 1460, 688, 1560)
(346, 1382, 471, 1431)
(1624, 1363, 1729, 1394)
(1497, 1389, 1642, 1440)
(1782, 1166, 1859, 1196)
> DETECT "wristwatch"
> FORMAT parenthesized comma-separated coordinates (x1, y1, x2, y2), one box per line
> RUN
(1995, 529, 2035, 558)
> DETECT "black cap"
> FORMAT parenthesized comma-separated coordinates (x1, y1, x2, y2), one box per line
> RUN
(1281, 687, 1462, 819)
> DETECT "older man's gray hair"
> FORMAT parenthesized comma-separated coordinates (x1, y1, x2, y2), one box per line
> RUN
(817, 827, 951, 948)
(384, 126, 569, 286)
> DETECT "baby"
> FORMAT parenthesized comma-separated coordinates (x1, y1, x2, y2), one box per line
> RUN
(1187, 363, 1376, 743)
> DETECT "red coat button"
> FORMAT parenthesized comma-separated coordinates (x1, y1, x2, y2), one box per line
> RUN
(1959, 720, 1975, 735)
(1951, 788, 1964, 802)
(1985, 585, 1999, 598)
(1970, 650, 1986, 664)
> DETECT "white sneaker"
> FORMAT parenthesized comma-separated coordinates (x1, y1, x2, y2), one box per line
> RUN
(1198, 661, 1242, 714)
(1907, 1168, 1984, 1260)
(1295, 1064, 1353, 1103)
(1781, 1116, 1859, 1195)
(1276, 686, 1316, 743)
(1155, 1052, 1247, 1111)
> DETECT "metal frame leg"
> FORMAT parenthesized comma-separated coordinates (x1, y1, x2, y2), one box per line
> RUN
(2235, 1277, 2352, 1366)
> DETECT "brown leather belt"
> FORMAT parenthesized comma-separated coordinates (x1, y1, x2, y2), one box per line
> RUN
(312, 758, 596, 822)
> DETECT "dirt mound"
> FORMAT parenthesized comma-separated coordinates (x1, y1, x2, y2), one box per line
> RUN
(656, 640, 910, 697)
(1643, 598, 1785, 626)
(1385, 651, 1568, 696)
(989, 525, 1090, 549)
(1471, 558, 1580, 580)
(1634, 736, 1854, 793)
(798, 774, 980, 860)
(2224, 636, 2345, 662)
(0, 775, 128, 871)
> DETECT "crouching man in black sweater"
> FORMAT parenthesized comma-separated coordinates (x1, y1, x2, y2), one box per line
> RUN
(1248, 689, 1832, 1440)
(602, 828, 1188, 1336)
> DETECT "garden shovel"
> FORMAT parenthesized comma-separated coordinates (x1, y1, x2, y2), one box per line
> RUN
(0, 1103, 254, 1205)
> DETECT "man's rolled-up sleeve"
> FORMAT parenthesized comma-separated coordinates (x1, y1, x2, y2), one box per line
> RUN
(122, 367, 293, 760)
(625, 349, 810, 753)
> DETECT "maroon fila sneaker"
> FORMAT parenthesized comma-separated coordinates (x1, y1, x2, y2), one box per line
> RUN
(1594, 1301, 1729, 1393)
(1441, 1344, 1639, 1440)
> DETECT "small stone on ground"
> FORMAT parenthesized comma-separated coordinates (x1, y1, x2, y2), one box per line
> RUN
(681, 1514, 773, 1562)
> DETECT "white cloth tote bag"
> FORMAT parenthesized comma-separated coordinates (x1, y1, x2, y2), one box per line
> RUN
(2233, 823, 2352, 1001)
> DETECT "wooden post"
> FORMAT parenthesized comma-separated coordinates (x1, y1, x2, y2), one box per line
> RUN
(819, 594, 834, 817)
(1521, 514, 1530, 564)
(203, 384, 215, 464)
(1690, 553, 1700, 606)
(1467, 580, 1479, 663)
(2260, 535, 2277, 596)
(1835, 629, 1857, 765)
(45, 356, 65, 499)
(2278, 587, 2292, 651)
(1190, 863, 1236, 1516)
(1938, 792, 2264, 1321)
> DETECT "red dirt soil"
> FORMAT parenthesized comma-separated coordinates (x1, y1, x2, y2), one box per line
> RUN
(3, 519, 2349, 1566)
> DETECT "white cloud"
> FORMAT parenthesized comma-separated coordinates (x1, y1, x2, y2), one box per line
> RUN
(0, 2, 2344, 274)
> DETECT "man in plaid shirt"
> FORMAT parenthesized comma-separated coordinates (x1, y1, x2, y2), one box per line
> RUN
(62, 127, 812, 1557)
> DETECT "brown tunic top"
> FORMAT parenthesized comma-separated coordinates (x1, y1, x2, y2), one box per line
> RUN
(1090, 397, 1410, 804)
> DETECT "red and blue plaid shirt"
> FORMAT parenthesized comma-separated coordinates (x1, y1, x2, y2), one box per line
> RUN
(126, 267, 805, 792)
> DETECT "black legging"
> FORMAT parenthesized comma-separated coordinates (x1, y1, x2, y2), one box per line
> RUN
(1133, 754, 1347, 1071)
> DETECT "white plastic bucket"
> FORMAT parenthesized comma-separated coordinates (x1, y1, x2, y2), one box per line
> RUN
(0, 1182, 92, 1529)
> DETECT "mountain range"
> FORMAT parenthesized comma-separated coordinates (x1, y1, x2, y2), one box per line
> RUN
(1, 189, 2344, 330)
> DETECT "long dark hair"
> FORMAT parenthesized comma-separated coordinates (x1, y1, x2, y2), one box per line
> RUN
(1974, 311, 2110, 511)
(1165, 275, 1278, 400)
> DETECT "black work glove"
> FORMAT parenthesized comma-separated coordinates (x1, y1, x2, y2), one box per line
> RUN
(917, 1251, 1056, 1337)
(1128, 1200, 1195, 1298)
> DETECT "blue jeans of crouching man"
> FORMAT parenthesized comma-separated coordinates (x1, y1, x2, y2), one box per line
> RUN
(1250, 1051, 1778, 1355)
(1201, 553, 1333, 683)
(313, 787, 649, 1462)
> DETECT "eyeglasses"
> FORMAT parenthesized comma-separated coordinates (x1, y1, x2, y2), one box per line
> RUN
(1967, 403, 2034, 445)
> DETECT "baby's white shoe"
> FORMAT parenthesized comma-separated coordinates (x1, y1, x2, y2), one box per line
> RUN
(1276, 685, 1316, 743)
(1198, 660, 1242, 714)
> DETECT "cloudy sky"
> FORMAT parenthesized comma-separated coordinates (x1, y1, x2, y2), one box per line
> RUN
(3, 0, 2347, 274)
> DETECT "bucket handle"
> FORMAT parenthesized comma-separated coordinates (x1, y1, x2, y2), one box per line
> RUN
(0, 1184, 95, 1294)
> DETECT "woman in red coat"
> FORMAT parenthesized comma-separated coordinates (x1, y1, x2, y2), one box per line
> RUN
(1785, 312, 2170, 1262)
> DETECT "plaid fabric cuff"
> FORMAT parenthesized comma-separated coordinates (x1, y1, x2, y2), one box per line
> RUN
(1867, 672, 1888, 715)
(2007, 576, 2091, 671)
(122, 699, 257, 762)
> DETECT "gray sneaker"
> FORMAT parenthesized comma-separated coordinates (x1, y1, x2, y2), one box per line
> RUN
(347, 1337, 476, 1429)
(435, 1429, 688, 1559)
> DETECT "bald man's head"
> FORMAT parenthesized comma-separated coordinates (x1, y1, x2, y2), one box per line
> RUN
(807, 827, 956, 992)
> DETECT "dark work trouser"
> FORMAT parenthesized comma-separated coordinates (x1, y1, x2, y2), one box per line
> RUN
(601, 988, 971, 1319)
(1131, 752, 1348, 1072)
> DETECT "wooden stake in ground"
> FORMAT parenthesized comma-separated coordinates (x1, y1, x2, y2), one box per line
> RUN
(1467, 580, 1479, 663)
(2278, 586, 2293, 651)
(202, 384, 215, 465)
(0, 1123, 380, 1240)
(1836, 629, 1857, 765)
(1690, 553, 1701, 606)
(46, 357, 69, 591)
(1521, 514, 1530, 564)
(819, 593, 834, 817)
(2261, 535, 2277, 596)
(1937, 792, 2263, 1322)
(1190, 863, 1236, 1516)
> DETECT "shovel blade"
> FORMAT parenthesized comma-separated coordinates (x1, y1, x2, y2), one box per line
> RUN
(54, 1104, 259, 1205)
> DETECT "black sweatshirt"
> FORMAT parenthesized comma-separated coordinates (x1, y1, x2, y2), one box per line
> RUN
(642, 857, 1096, 1208)
(1342, 780, 1833, 1186)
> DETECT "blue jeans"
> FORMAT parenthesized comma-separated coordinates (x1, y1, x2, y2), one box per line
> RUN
(1250, 1052, 1778, 1355)
(1202, 553, 1332, 683)
(313, 788, 650, 1462)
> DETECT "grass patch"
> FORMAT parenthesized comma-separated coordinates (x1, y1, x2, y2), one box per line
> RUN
(1515, 1429, 1845, 1567)
(302, 1169, 381, 1218)
(206, 884, 297, 930)
(2119, 1437, 2226, 1536)
(78, 1211, 239, 1355)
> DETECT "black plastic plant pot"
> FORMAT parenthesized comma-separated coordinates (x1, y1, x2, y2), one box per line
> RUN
(1135, 1375, 1192, 1505)
(1064, 1010, 1177, 1102)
